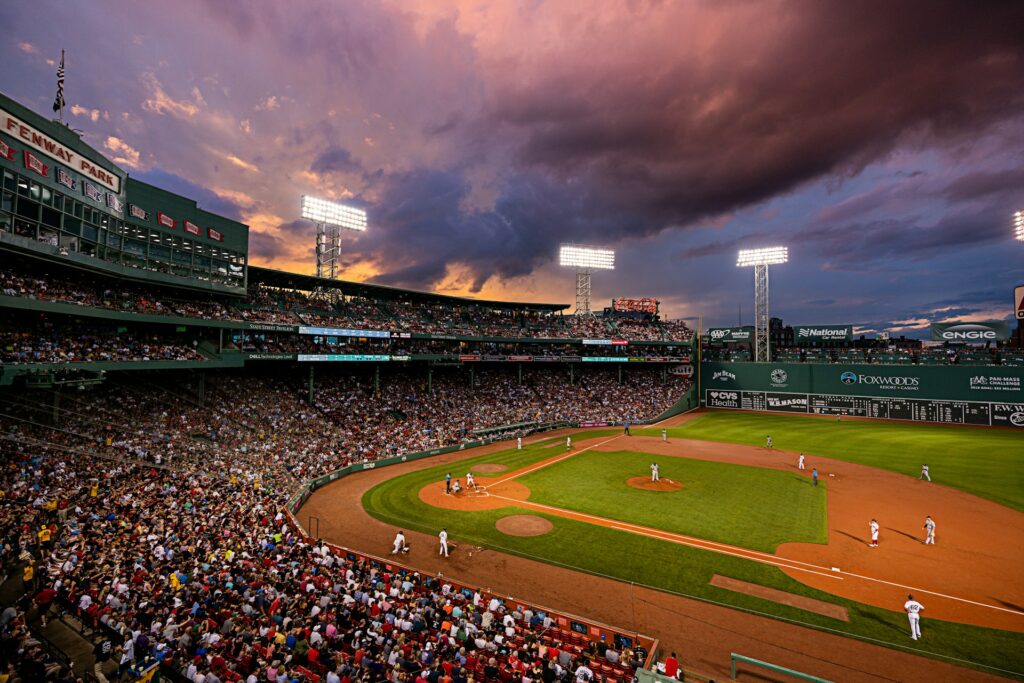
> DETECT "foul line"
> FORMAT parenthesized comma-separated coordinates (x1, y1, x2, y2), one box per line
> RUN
(484, 491, 1024, 618)
(488, 434, 623, 487)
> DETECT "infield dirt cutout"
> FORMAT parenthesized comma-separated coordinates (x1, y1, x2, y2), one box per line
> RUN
(627, 476, 682, 492)
(496, 514, 553, 537)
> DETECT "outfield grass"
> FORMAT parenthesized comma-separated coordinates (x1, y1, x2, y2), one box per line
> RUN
(516, 450, 827, 551)
(637, 411, 1024, 511)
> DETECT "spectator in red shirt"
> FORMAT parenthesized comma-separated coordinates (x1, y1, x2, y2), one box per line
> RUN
(664, 652, 680, 680)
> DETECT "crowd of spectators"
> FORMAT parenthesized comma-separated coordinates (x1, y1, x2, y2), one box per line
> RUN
(1, 328, 205, 365)
(0, 366, 682, 683)
(0, 269, 693, 343)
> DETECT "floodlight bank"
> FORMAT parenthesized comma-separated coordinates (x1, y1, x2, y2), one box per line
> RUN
(301, 195, 367, 231)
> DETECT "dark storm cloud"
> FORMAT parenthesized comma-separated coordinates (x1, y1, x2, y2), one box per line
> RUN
(310, 147, 362, 176)
(133, 169, 246, 221)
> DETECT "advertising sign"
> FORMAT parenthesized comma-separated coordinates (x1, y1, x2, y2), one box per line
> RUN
(707, 327, 754, 343)
(794, 325, 852, 342)
(1016, 285, 1024, 320)
(612, 298, 658, 315)
(298, 326, 390, 339)
(930, 321, 1010, 342)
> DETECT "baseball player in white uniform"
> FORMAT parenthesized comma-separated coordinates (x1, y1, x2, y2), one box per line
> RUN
(798, 453, 805, 470)
(904, 594, 924, 639)
(566, 436, 572, 451)
(466, 472, 476, 491)
(661, 429, 667, 442)
(517, 436, 522, 450)
(392, 530, 409, 555)
(869, 519, 879, 547)
(920, 464, 931, 481)
(651, 463, 660, 482)
(766, 435, 773, 449)
(923, 516, 936, 545)
(439, 528, 449, 557)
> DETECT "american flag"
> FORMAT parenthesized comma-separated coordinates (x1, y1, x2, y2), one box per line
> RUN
(52, 50, 65, 114)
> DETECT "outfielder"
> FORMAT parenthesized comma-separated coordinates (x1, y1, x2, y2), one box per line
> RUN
(869, 518, 879, 547)
(920, 464, 931, 482)
(392, 530, 409, 555)
(566, 436, 572, 451)
(651, 463, 660, 482)
(661, 429, 667, 442)
(798, 453, 805, 470)
(923, 515, 936, 545)
(904, 594, 924, 640)
(439, 528, 449, 557)
(517, 436, 522, 450)
(766, 435, 773, 449)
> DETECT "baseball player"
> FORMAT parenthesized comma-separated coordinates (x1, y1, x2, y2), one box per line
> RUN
(566, 436, 572, 451)
(624, 422, 631, 436)
(811, 467, 818, 487)
(923, 515, 936, 545)
(650, 463, 660, 482)
(798, 453, 805, 470)
(661, 428, 667, 442)
(904, 594, 924, 640)
(392, 530, 409, 555)
(466, 472, 477, 491)
(869, 518, 879, 547)
(517, 436, 522, 450)
(766, 435, 773, 449)
(920, 464, 931, 482)
(439, 528, 449, 557)
(445, 473, 452, 495)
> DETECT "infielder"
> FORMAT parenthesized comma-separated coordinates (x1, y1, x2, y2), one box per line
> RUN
(392, 530, 409, 555)
(869, 518, 879, 547)
(920, 464, 931, 482)
(661, 429, 667, 442)
(904, 594, 924, 640)
(517, 436, 522, 450)
(650, 463, 660, 482)
(766, 435, 773, 449)
(439, 528, 449, 557)
(798, 453, 805, 470)
(566, 436, 572, 451)
(466, 472, 476, 491)
(923, 515, 936, 545)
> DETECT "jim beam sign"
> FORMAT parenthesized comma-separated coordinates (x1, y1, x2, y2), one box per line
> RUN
(1, 106, 121, 192)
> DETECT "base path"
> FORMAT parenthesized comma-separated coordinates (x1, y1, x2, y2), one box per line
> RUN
(299, 425, 1017, 683)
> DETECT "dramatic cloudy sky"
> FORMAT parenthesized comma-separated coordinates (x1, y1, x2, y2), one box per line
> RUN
(3, 0, 1023, 334)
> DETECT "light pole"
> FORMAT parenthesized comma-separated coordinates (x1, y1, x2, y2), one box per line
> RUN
(737, 246, 788, 362)
(559, 244, 615, 316)
(301, 195, 367, 282)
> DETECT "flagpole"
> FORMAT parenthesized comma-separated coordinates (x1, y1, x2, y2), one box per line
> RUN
(54, 49, 65, 125)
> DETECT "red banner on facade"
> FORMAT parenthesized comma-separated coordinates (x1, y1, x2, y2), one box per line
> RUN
(159, 213, 178, 230)
(22, 150, 48, 177)
(207, 227, 223, 242)
(0, 139, 15, 161)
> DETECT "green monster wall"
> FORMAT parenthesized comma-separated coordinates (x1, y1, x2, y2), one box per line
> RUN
(700, 361, 1024, 427)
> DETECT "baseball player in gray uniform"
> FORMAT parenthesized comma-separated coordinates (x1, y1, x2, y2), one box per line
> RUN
(904, 594, 924, 639)
(920, 464, 931, 481)
(923, 515, 936, 545)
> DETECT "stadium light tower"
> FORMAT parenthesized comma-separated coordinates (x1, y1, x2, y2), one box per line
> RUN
(301, 195, 367, 281)
(737, 246, 788, 363)
(1015, 210, 1024, 242)
(560, 244, 615, 316)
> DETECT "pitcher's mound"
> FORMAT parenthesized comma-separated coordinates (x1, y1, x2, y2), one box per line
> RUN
(473, 464, 508, 473)
(627, 476, 682, 492)
(496, 514, 553, 537)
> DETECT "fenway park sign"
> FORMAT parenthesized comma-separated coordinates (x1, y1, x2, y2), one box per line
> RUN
(1, 106, 121, 192)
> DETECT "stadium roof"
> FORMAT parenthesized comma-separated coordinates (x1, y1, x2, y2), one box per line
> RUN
(248, 266, 570, 312)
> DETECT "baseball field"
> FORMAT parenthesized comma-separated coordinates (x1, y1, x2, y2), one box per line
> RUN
(319, 411, 1024, 679)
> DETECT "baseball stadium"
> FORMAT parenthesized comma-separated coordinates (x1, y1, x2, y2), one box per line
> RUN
(2, 4, 1024, 683)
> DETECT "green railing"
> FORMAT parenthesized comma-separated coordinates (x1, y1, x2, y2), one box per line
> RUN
(731, 653, 833, 683)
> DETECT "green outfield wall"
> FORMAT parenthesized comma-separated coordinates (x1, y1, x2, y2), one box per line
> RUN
(700, 361, 1024, 426)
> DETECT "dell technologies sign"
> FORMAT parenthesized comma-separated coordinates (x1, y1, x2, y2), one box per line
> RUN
(840, 371, 920, 391)
(930, 321, 1010, 342)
